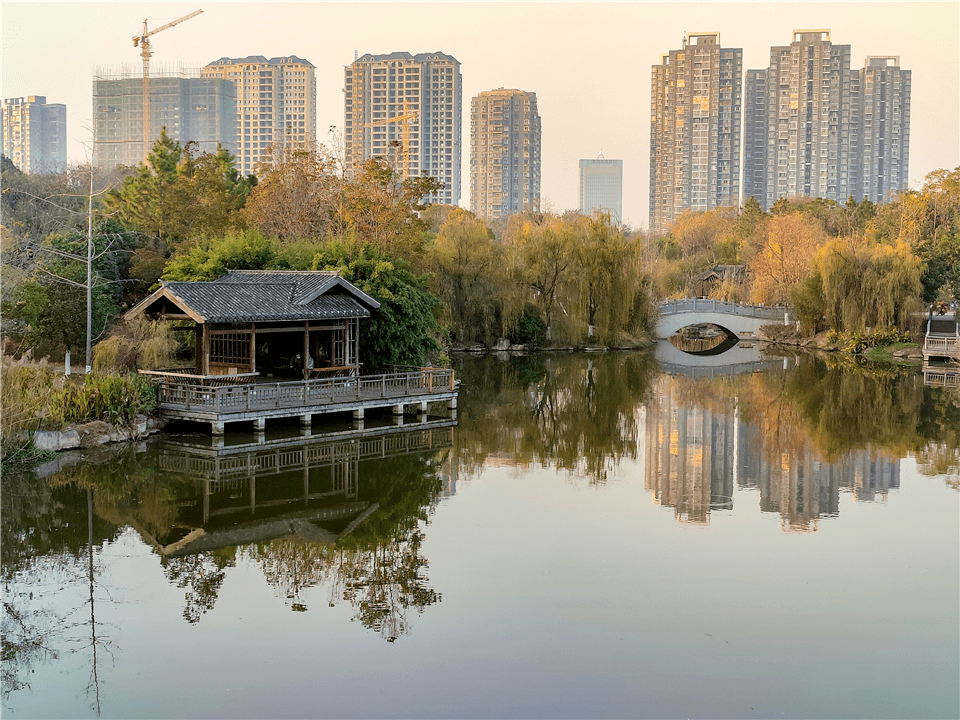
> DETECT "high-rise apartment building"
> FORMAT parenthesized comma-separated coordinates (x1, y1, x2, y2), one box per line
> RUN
(742, 70, 768, 204)
(344, 51, 462, 206)
(857, 56, 911, 204)
(743, 30, 858, 210)
(93, 69, 236, 169)
(470, 88, 541, 221)
(579, 154, 623, 223)
(201, 56, 316, 176)
(1, 96, 66, 174)
(649, 32, 742, 233)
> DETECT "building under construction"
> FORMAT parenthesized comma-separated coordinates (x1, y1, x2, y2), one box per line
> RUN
(92, 65, 236, 169)
(344, 51, 462, 206)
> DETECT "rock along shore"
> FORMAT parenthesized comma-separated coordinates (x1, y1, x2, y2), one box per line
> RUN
(31, 415, 167, 453)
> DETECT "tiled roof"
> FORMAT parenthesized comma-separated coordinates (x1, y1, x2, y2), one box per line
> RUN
(205, 55, 316, 68)
(128, 271, 380, 324)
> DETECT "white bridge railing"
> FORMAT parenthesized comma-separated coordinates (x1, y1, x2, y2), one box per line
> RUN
(155, 368, 457, 414)
(657, 299, 787, 321)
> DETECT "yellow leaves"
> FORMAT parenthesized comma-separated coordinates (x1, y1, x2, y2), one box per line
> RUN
(749, 212, 825, 304)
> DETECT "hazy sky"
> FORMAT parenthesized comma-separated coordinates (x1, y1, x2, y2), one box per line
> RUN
(3, 1, 958, 228)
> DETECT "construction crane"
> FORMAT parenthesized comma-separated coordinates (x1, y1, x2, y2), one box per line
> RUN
(133, 9, 203, 161)
(363, 101, 419, 180)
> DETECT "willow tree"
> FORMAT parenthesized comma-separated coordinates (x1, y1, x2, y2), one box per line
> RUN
(429, 208, 513, 344)
(574, 212, 651, 344)
(865, 167, 960, 302)
(507, 213, 577, 342)
(814, 238, 922, 331)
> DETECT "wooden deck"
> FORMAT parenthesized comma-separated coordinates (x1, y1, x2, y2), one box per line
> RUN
(923, 334, 960, 361)
(146, 367, 458, 434)
(922, 315, 959, 388)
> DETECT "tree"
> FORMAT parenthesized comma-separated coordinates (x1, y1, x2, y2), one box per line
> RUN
(574, 212, 648, 344)
(102, 129, 251, 248)
(162, 230, 277, 282)
(429, 208, 505, 344)
(339, 158, 443, 260)
(162, 234, 443, 370)
(814, 237, 922, 332)
(669, 206, 736, 260)
(241, 146, 339, 242)
(507, 213, 577, 341)
(750, 211, 825, 305)
(314, 243, 442, 370)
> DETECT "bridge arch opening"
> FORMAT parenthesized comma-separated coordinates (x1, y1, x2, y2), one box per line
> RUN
(668, 323, 741, 356)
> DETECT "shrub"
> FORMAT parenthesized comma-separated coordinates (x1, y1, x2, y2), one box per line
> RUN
(840, 327, 913, 354)
(510, 305, 547, 347)
(93, 316, 179, 372)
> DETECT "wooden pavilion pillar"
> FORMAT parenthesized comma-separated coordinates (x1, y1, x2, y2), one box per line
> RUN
(250, 323, 256, 373)
(202, 324, 211, 376)
(194, 324, 203, 375)
(303, 322, 310, 380)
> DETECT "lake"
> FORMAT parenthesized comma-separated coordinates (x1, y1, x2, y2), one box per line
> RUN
(2, 349, 958, 719)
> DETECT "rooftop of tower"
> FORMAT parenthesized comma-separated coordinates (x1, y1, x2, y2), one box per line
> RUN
(354, 51, 459, 64)
(205, 55, 315, 68)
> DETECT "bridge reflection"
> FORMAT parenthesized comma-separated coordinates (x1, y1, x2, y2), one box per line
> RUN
(655, 339, 784, 377)
(643, 373, 900, 530)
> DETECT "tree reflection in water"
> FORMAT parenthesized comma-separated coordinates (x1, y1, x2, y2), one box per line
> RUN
(3, 429, 451, 652)
(161, 550, 235, 624)
(246, 451, 445, 640)
(453, 352, 660, 483)
(453, 350, 957, 530)
(1, 470, 119, 714)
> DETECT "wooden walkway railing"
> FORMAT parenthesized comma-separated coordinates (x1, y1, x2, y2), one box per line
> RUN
(159, 426, 454, 482)
(154, 368, 457, 413)
(923, 335, 960, 358)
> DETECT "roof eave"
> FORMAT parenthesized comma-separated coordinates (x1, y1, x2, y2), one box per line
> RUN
(125, 286, 207, 324)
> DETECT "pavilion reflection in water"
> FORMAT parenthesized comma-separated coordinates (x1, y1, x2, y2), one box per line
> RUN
(644, 374, 900, 530)
(142, 420, 457, 557)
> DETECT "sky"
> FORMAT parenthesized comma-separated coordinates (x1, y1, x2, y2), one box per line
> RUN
(2, 1, 958, 229)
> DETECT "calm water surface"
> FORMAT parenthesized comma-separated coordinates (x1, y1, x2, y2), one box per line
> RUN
(2, 350, 958, 719)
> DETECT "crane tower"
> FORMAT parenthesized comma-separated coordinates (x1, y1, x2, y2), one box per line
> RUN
(132, 9, 203, 161)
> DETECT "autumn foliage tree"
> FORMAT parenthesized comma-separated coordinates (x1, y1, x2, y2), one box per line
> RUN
(750, 211, 825, 305)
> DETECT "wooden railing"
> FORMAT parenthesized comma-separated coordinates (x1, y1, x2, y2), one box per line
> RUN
(155, 368, 457, 413)
(923, 336, 960, 357)
(159, 426, 454, 481)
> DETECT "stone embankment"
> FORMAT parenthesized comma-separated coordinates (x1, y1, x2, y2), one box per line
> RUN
(31, 416, 166, 453)
(757, 324, 924, 361)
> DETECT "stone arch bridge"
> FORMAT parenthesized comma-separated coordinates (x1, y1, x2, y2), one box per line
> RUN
(656, 299, 788, 339)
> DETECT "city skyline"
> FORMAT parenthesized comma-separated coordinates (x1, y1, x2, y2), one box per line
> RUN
(2, 2, 957, 229)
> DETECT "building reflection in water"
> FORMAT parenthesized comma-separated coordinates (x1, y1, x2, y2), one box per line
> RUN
(148, 421, 458, 556)
(644, 375, 900, 530)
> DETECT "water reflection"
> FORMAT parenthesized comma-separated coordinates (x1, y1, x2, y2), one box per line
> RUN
(3, 422, 455, 650)
(3, 352, 958, 717)
(1, 477, 115, 712)
(453, 352, 659, 483)
(453, 350, 958, 515)
(645, 374, 901, 529)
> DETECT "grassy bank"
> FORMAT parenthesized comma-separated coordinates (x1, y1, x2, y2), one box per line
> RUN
(1, 357, 157, 462)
